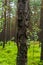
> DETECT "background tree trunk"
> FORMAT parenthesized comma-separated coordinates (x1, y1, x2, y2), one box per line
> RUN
(2, 0, 7, 48)
(16, 0, 30, 65)
(38, 0, 43, 60)
(40, 0, 43, 60)
(0, 0, 11, 48)
(0, 0, 17, 47)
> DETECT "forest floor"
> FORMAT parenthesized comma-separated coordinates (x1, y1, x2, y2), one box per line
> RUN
(0, 41, 43, 65)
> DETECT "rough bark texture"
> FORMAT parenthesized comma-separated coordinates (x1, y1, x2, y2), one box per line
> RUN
(16, 0, 30, 65)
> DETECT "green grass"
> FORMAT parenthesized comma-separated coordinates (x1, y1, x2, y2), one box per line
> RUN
(0, 41, 43, 65)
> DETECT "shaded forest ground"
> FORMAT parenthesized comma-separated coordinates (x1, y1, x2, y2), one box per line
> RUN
(0, 41, 43, 65)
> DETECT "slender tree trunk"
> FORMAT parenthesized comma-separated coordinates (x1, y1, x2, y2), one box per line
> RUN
(40, 0, 43, 60)
(0, 0, 10, 48)
(6, 0, 10, 40)
(38, 0, 43, 60)
(16, 0, 30, 65)
(2, 0, 7, 48)
(0, 0, 18, 47)
(2, 0, 10, 48)
(0, 0, 17, 44)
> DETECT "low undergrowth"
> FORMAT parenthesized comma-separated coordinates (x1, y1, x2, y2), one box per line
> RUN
(0, 41, 43, 65)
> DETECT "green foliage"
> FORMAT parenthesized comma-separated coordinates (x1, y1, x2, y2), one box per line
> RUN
(27, 41, 41, 65)
(30, 0, 41, 6)
(0, 41, 43, 65)
(28, 0, 41, 41)
(0, 41, 17, 65)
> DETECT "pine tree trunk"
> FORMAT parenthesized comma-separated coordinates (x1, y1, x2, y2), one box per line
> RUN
(16, 0, 30, 65)
(0, 0, 10, 48)
(3, 0, 7, 48)
(40, 0, 43, 60)
(38, 0, 43, 60)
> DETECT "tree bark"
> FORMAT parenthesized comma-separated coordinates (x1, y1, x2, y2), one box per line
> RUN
(6, 0, 10, 40)
(38, 0, 43, 60)
(16, 0, 30, 65)
(2, 0, 7, 48)
(40, 0, 43, 60)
